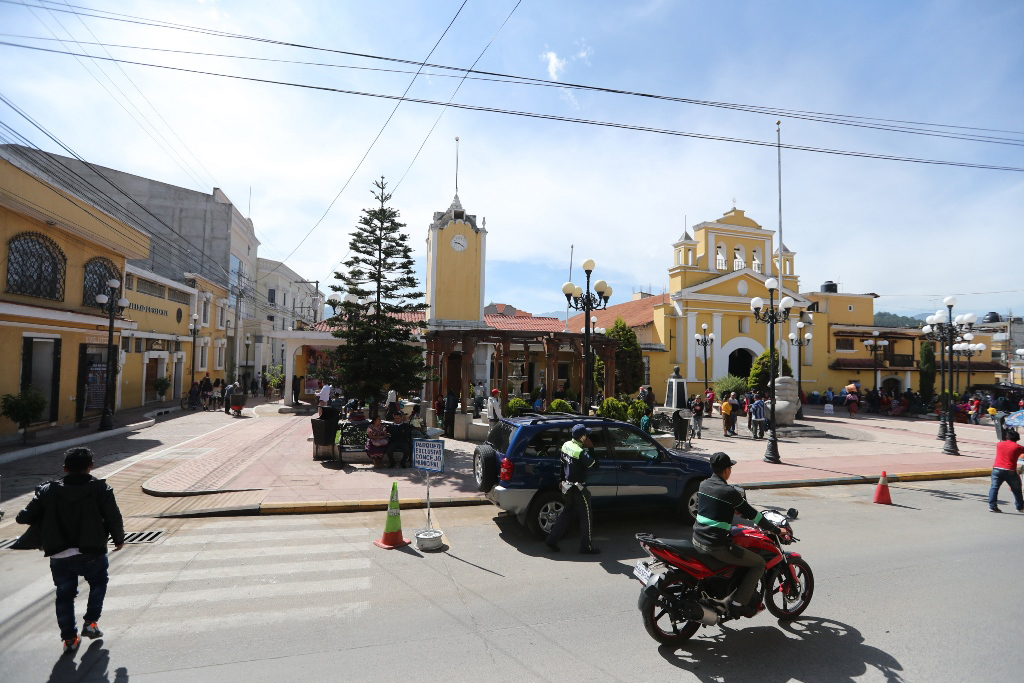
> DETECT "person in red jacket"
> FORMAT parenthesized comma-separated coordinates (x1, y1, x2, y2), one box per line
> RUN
(990, 430, 1024, 513)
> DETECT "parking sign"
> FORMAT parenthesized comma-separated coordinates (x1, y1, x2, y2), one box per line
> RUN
(412, 439, 444, 473)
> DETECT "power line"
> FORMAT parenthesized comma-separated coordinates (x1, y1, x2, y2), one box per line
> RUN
(4, 0, 1023, 142)
(4, 41, 1022, 174)
(255, 0, 468, 286)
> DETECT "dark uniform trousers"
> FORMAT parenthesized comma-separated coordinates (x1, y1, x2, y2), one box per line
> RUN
(701, 542, 766, 605)
(546, 486, 594, 551)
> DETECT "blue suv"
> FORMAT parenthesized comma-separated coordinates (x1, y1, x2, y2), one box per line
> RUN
(474, 414, 713, 538)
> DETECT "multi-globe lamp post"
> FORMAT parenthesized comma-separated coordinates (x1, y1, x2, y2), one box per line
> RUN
(563, 259, 612, 415)
(862, 331, 889, 393)
(187, 313, 200, 382)
(695, 323, 714, 392)
(788, 322, 812, 419)
(96, 278, 130, 431)
(927, 298, 976, 455)
(750, 277, 794, 464)
(921, 315, 949, 439)
(952, 335, 985, 395)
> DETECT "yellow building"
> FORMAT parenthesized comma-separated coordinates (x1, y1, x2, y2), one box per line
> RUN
(0, 155, 149, 438)
(575, 206, 1004, 402)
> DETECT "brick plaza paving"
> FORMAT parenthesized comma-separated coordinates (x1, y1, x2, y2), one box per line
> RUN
(0, 402, 1001, 529)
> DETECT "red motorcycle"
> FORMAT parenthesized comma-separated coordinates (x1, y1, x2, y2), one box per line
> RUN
(633, 507, 813, 644)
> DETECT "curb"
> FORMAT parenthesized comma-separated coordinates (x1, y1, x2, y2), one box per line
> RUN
(258, 496, 490, 515)
(0, 407, 180, 465)
(742, 468, 992, 490)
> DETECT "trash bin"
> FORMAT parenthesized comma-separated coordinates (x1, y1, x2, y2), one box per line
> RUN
(311, 417, 338, 460)
(672, 410, 691, 448)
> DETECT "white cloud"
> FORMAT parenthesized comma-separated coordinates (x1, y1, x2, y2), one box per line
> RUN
(540, 49, 566, 81)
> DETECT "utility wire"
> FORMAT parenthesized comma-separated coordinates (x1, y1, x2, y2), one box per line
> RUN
(255, 0, 468, 286)
(4, 41, 1022, 174)
(4, 0, 1023, 141)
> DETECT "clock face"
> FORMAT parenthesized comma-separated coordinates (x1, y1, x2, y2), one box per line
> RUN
(450, 234, 468, 252)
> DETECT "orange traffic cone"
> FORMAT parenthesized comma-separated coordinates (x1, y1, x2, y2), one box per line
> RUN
(873, 471, 892, 505)
(374, 482, 410, 549)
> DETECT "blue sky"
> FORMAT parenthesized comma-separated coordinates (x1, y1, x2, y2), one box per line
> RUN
(1, 0, 1022, 319)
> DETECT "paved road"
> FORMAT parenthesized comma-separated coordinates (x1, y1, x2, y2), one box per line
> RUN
(0, 478, 1020, 682)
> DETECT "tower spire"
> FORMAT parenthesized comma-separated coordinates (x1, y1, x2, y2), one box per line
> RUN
(455, 136, 460, 194)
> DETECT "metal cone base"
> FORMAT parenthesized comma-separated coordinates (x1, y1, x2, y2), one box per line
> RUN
(936, 413, 947, 440)
(763, 437, 782, 464)
(942, 431, 960, 456)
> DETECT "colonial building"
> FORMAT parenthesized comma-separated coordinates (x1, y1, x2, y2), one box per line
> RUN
(0, 155, 149, 437)
(571, 206, 1004, 401)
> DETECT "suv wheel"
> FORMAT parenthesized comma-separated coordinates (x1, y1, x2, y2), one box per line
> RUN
(527, 489, 565, 539)
(679, 479, 702, 525)
(473, 445, 497, 492)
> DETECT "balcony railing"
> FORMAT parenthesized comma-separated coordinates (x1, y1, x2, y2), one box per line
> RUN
(716, 257, 727, 270)
(733, 259, 746, 270)
(753, 262, 762, 273)
(887, 354, 915, 368)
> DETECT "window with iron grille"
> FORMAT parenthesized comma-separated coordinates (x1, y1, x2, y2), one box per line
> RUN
(836, 338, 854, 350)
(167, 289, 190, 304)
(643, 356, 651, 385)
(136, 278, 165, 298)
(135, 338, 143, 353)
(6, 232, 66, 301)
(202, 301, 210, 325)
(125, 274, 134, 290)
(82, 257, 121, 308)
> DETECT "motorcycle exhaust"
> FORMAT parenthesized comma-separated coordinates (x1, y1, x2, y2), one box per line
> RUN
(678, 600, 718, 626)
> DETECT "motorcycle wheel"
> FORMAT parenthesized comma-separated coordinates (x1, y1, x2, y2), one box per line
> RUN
(763, 558, 814, 619)
(641, 579, 701, 645)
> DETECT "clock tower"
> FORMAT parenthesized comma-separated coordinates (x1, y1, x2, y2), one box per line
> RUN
(424, 194, 487, 329)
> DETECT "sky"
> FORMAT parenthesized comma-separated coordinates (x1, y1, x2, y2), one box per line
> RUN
(1, 0, 1022, 321)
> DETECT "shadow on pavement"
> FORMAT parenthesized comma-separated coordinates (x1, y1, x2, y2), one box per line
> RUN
(658, 616, 904, 683)
(47, 640, 129, 683)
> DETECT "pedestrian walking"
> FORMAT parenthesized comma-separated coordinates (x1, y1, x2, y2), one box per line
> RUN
(385, 387, 399, 419)
(721, 393, 733, 437)
(291, 375, 301, 405)
(487, 388, 503, 423)
(705, 388, 715, 417)
(317, 382, 332, 417)
(474, 381, 485, 418)
(545, 424, 601, 554)
(200, 373, 213, 410)
(433, 393, 445, 428)
(750, 394, 766, 439)
(13, 447, 125, 654)
(690, 394, 705, 439)
(845, 390, 860, 418)
(186, 381, 202, 410)
(365, 416, 389, 468)
(728, 392, 740, 435)
(989, 430, 1024, 513)
(223, 380, 236, 414)
(640, 405, 654, 434)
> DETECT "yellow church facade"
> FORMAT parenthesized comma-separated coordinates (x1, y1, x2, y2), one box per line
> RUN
(588, 207, 1003, 403)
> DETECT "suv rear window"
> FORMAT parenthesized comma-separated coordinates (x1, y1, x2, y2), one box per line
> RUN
(523, 427, 570, 458)
(486, 422, 514, 453)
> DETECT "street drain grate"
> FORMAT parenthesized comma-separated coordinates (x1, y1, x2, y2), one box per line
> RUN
(118, 530, 166, 545)
(0, 538, 18, 550)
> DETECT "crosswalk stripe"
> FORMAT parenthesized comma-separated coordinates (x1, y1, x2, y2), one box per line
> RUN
(123, 541, 368, 564)
(161, 528, 366, 545)
(103, 576, 371, 611)
(113, 557, 369, 585)
(119, 601, 370, 637)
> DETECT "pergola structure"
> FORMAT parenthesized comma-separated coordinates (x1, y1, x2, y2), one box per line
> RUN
(424, 328, 620, 415)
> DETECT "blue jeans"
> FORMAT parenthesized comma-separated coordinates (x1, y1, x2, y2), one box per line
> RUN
(50, 554, 109, 640)
(989, 469, 1024, 511)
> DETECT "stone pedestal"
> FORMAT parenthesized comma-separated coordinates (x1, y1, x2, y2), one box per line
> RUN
(773, 376, 799, 426)
(454, 412, 473, 441)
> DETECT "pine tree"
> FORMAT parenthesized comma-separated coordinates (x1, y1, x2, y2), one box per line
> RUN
(747, 348, 793, 392)
(918, 341, 936, 405)
(607, 317, 645, 396)
(322, 177, 425, 412)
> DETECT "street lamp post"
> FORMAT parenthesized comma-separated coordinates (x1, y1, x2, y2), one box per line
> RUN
(788, 322, 812, 419)
(750, 278, 793, 464)
(695, 323, 714, 392)
(96, 278, 129, 431)
(938, 300, 978, 455)
(922, 316, 948, 439)
(244, 334, 252, 396)
(188, 313, 200, 385)
(563, 259, 612, 415)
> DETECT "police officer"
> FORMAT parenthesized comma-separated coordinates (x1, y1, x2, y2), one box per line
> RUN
(693, 452, 786, 617)
(545, 424, 601, 554)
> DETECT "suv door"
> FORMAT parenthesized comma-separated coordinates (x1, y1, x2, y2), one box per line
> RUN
(605, 425, 681, 505)
(582, 426, 617, 506)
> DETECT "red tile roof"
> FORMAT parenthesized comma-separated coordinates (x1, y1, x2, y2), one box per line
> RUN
(567, 294, 669, 331)
(484, 314, 565, 331)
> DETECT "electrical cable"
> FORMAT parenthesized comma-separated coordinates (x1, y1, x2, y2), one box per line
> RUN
(2, 42, 1021, 174)
(4, 0, 1023, 141)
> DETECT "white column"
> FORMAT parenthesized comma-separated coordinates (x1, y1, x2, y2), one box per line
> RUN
(675, 315, 684, 365)
(686, 312, 697, 380)
(712, 313, 723, 380)
(904, 370, 912, 390)
(284, 341, 296, 405)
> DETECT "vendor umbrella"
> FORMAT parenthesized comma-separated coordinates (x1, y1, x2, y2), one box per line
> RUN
(1003, 410, 1024, 428)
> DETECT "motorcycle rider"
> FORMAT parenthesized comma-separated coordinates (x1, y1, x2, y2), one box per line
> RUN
(545, 424, 601, 554)
(693, 452, 785, 617)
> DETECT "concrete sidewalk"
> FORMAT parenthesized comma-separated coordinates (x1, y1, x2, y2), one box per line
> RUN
(22, 405, 992, 520)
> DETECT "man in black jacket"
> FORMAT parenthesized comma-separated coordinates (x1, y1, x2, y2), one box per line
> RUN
(692, 452, 784, 618)
(16, 447, 125, 654)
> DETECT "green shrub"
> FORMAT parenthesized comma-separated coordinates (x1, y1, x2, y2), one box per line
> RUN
(153, 375, 171, 398)
(626, 399, 648, 426)
(548, 398, 574, 414)
(597, 397, 628, 421)
(747, 349, 793, 392)
(714, 375, 749, 399)
(1, 387, 47, 443)
(506, 397, 530, 417)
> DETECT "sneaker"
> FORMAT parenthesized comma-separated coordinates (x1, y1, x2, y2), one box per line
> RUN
(82, 622, 103, 639)
(62, 636, 81, 654)
(730, 602, 759, 619)
(990, 507, 1002, 513)
(544, 541, 560, 553)
(579, 547, 601, 555)
(1017, 508, 1024, 513)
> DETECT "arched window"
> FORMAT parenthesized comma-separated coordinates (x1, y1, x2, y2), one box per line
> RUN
(82, 257, 122, 308)
(5, 232, 66, 301)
